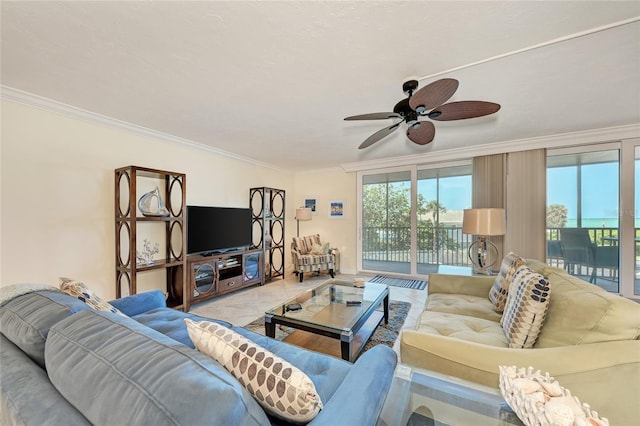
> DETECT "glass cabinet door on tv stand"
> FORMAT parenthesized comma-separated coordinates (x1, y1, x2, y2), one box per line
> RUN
(250, 187, 285, 281)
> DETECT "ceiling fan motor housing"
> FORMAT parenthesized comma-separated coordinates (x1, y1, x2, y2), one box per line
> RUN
(402, 79, 419, 94)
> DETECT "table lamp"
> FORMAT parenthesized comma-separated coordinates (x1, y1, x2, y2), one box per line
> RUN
(295, 207, 312, 237)
(462, 208, 505, 275)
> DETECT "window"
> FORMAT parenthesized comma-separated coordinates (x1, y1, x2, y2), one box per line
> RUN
(547, 148, 620, 292)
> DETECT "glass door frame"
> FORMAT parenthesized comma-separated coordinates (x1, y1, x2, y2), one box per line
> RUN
(621, 139, 639, 298)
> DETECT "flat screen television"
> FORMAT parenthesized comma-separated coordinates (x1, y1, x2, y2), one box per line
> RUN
(186, 206, 252, 255)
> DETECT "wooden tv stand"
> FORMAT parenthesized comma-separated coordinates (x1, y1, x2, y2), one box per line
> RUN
(183, 248, 263, 311)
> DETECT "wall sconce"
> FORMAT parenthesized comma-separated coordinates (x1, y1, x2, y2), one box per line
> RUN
(462, 208, 505, 275)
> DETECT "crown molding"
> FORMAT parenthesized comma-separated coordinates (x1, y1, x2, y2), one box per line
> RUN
(1, 85, 292, 175)
(340, 124, 640, 172)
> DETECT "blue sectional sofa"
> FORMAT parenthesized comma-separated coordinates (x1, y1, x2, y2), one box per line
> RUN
(0, 288, 397, 425)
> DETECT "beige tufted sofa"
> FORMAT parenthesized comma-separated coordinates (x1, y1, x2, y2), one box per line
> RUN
(400, 259, 640, 425)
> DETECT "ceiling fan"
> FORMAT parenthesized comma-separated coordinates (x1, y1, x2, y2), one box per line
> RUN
(344, 79, 500, 149)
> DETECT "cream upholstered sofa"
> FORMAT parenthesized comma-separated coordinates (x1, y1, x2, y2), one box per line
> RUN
(291, 234, 338, 282)
(400, 257, 640, 425)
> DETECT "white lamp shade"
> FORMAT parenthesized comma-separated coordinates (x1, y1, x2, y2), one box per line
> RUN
(462, 208, 505, 236)
(295, 207, 312, 221)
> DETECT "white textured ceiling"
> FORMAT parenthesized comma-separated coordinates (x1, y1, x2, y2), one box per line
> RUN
(2, 1, 640, 172)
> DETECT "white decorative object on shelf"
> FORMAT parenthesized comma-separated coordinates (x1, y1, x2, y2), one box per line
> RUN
(499, 365, 608, 426)
(137, 239, 160, 266)
(138, 187, 169, 217)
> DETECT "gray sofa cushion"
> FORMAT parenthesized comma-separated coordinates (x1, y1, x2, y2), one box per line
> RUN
(45, 309, 270, 426)
(131, 307, 232, 348)
(0, 291, 91, 367)
(0, 335, 91, 426)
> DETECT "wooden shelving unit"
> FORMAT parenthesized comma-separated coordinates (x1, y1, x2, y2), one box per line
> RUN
(250, 187, 285, 281)
(115, 166, 187, 310)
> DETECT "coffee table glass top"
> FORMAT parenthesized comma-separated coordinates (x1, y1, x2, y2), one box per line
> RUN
(377, 365, 524, 426)
(265, 279, 388, 333)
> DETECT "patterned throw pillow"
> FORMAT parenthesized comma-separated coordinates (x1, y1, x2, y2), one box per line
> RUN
(294, 235, 322, 255)
(184, 319, 323, 423)
(500, 266, 550, 349)
(488, 252, 527, 313)
(310, 242, 330, 255)
(58, 278, 126, 317)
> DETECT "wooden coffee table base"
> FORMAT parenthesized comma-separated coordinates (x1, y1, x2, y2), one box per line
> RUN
(264, 279, 389, 362)
(282, 310, 385, 361)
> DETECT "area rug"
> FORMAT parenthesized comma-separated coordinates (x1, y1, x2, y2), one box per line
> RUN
(369, 275, 428, 290)
(243, 300, 411, 355)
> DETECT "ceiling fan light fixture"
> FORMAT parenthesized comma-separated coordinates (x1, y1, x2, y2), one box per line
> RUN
(405, 110, 418, 125)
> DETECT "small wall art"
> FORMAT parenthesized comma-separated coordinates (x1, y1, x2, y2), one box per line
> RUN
(304, 197, 318, 214)
(329, 200, 345, 219)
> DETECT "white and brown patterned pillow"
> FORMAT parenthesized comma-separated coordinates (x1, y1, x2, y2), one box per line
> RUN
(59, 278, 126, 316)
(500, 266, 550, 349)
(184, 319, 323, 423)
(489, 252, 527, 313)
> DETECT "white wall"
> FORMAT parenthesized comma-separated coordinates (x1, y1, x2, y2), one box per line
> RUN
(0, 100, 298, 298)
(292, 170, 358, 274)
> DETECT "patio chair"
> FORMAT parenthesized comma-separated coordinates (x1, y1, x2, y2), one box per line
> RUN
(559, 228, 619, 283)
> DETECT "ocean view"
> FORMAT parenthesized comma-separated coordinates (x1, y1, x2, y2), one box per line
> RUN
(564, 218, 640, 228)
(564, 218, 620, 228)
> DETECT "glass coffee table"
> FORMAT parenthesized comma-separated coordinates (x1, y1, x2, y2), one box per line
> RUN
(265, 278, 389, 362)
(377, 365, 524, 426)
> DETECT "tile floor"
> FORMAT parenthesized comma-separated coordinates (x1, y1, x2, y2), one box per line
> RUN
(190, 272, 428, 358)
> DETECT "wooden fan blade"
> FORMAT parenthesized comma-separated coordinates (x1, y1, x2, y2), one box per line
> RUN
(429, 101, 501, 121)
(406, 121, 435, 145)
(409, 78, 459, 112)
(358, 122, 401, 149)
(344, 112, 401, 121)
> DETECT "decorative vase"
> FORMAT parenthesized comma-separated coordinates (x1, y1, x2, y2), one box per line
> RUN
(138, 187, 170, 217)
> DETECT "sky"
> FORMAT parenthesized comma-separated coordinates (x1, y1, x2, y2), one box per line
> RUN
(417, 160, 636, 222)
(418, 175, 471, 211)
(547, 162, 621, 221)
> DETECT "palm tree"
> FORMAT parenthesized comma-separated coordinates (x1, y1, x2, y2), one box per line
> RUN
(423, 200, 447, 253)
(424, 200, 447, 225)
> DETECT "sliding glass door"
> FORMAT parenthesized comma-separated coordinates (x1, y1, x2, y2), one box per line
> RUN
(547, 146, 620, 292)
(416, 165, 472, 274)
(359, 162, 472, 277)
(361, 171, 412, 274)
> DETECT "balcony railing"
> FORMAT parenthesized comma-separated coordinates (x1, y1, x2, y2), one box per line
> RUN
(362, 225, 630, 290)
(362, 225, 474, 266)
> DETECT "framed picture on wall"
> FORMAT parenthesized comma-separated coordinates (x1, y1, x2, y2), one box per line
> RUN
(304, 197, 318, 214)
(329, 200, 345, 219)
